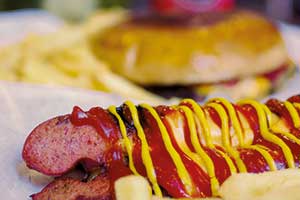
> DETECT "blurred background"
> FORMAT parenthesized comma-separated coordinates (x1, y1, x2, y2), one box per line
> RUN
(0, 0, 299, 103)
(0, 0, 299, 23)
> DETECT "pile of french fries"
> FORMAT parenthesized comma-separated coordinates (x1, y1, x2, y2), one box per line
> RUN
(0, 10, 164, 104)
(115, 169, 300, 200)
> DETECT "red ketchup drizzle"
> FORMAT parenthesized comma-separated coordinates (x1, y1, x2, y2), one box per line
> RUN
(139, 107, 190, 198)
(179, 102, 233, 184)
(119, 105, 188, 197)
(118, 106, 148, 178)
(237, 148, 270, 172)
(131, 136, 148, 177)
(266, 99, 300, 138)
(288, 95, 300, 135)
(275, 134, 300, 168)
(265, 100, 300, 167)
(266, 99, 295, 130)
(288, 95, 300, 134)
(181, 112, 196, 153)
(206, 106, 270, 173)
(70, 106, 121, 144)
(105, 148, 132, 181)
(205, 107, 222, 128)
(288, 95, 300, 103)
(104, 148, 133, 199)
(70, 106, 133, 199)
(236, 105, 287, 170)
(158, 106, 212, 197)
(203, 147, 232, 184)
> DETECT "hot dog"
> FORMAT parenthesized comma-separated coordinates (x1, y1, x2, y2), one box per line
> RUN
(23, 95, 300, 199)
(31, 176, 111, 200)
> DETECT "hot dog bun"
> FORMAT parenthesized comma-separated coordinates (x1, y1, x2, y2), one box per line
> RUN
(90, 10, 293, 100)
(92, 10, 288, 85)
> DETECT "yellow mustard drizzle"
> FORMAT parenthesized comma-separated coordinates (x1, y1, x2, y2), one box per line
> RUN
(178, 105, 219, 196)
(124, 101, 162, 197)
(108, 97, 299, 197)
(263, 104, 300, 146)
(108, 106, 140, 175)
(284, 101, 300, 129)
(210, 98, 277, 171)
(246, 145, 277, 171)
(164, 108, 207, 172)
(140, 103, 194, 195)
(166, 106, 208, 170)
(214, 149, 237, 173)
(181, 99, 237, 175)
(262, 104, 274, 127)
(293, 103, 300, 128)
(238, 100, 295, 168)
(206, 103, 247, 172)
(294, 103, 300, 115)
(208, 98, 244, 146)
(273, 130, 300, 146)
(181, 99, 214, 148)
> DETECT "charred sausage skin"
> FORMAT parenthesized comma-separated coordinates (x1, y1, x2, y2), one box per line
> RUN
(23, 95, 300, 199)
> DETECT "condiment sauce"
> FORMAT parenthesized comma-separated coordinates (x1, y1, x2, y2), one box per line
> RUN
(69, 95, 300, 199)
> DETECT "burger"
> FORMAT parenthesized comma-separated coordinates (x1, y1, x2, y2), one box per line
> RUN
(90, 10, 295, 101)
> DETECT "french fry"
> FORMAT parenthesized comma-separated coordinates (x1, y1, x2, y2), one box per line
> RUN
(157, 198, 221, 200)
(219, 169, 300, 200)
(115, 175, 152, 200)
(0, 10, 165, 103)
(0, 42, 24, 81)
(114, 175, 221, 200)
(46, 40, 165, 103)
(153, 197, 221, 200)
(115, 170, 300, 200)
(81, 9, 128, 36)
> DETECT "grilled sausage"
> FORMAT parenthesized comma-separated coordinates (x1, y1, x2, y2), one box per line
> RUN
(23, 95, 300, 199)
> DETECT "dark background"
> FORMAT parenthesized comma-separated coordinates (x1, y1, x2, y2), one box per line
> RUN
(0, 0, 299, 24)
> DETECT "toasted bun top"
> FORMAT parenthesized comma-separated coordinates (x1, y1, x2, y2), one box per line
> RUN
(91, 10, 289, 85)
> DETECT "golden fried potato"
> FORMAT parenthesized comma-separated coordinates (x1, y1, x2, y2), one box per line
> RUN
(115, 170, 300, 200)
(115, 175, 152, 200)
(114, 175, 221, 200)
(219, 169, 300, 200)
(0, 10, 164, 104)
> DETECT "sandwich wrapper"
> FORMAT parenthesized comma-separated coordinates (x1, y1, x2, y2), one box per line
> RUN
(0, 11, 299, 199)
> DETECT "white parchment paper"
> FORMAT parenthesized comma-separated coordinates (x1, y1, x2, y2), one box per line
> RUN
(0, 81, 127, 199)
